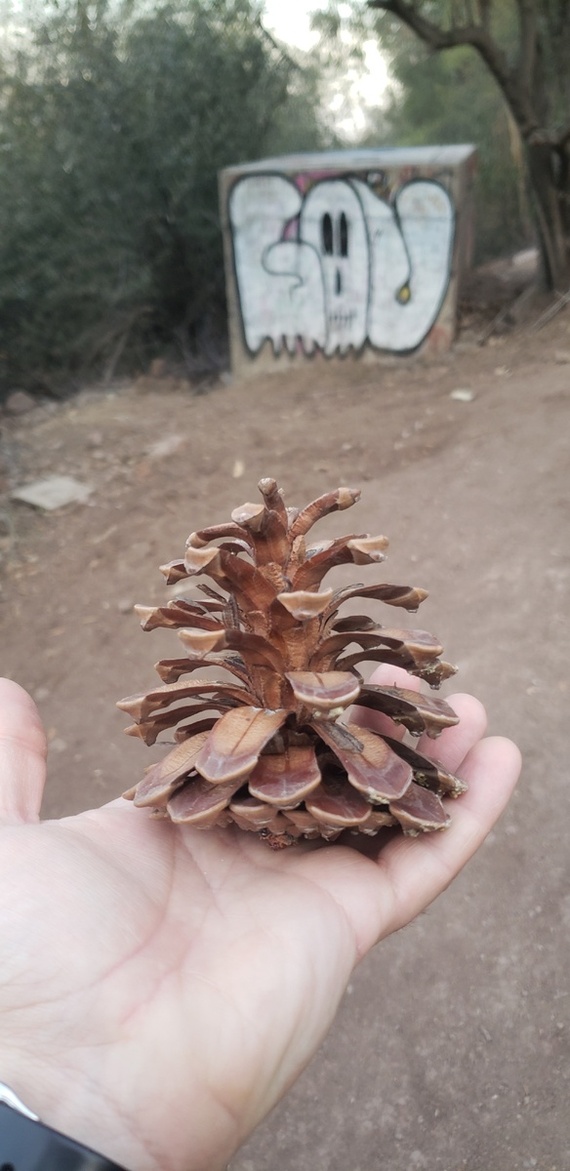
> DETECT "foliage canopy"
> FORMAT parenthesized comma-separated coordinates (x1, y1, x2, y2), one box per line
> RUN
(362, 0, 570, 288)
(370, 29, 532, 262)
(0, 0, 327, 395)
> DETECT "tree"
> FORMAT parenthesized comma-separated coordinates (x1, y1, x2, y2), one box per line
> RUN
(364, 0, 570, 289)
(368, 30, 532, 262)
(0, 1, 328, 395)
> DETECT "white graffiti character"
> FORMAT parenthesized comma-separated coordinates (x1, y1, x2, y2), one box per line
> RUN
(229, 172, 455, 356)
(299, 180, 369, 355)
(229, 175, 325, 355)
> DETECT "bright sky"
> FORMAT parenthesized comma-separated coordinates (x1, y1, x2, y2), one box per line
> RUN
(262, 0, 390, 138)
(263, 0, 318, 49)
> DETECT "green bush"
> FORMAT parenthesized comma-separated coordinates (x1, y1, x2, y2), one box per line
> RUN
(0, 0, 326, 396)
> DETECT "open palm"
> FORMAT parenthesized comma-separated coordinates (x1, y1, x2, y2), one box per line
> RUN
(0, 674, 520, 1171)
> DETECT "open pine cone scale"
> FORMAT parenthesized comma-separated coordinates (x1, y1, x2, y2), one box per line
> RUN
(119, 479, 466, 848)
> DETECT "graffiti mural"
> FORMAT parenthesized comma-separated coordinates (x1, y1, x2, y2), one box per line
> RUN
(228, 171, 455, 356)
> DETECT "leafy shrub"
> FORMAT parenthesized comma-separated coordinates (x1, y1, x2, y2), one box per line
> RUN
(0, 0, 326, 396)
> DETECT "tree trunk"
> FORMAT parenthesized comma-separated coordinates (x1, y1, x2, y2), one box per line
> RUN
(525, 141, 570, 290)
(366, 0, 570, 288)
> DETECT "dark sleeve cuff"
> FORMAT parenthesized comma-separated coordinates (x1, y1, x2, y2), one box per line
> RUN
(0, 1101, 130, 1170)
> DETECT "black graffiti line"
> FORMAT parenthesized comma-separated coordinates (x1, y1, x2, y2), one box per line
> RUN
(299, 175, 373, 355)
(391, 177, 456, 352)
(262, 240, 324, 302)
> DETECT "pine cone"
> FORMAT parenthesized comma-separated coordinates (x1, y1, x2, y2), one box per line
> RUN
(118, 479, 466, 847)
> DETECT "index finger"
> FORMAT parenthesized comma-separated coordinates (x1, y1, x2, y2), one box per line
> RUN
(375, 733, 521, 937)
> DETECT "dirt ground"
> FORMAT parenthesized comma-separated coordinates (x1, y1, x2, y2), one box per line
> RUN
(1, 283, 569, 1170)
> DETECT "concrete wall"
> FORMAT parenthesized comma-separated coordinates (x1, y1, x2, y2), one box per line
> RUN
(219, 146, 477, 379)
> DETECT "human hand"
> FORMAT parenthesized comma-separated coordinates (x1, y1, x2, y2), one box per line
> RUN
(0, 672, 520, 1171)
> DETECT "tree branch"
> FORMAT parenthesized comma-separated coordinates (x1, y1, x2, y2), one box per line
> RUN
(516, 0, 537, 86)
(477, 0, 492, 34)
(368, 0, 507, 67)
(367, 0, 540, 137)
(254, 16, 304, 73)
(529, 122, 570, 149)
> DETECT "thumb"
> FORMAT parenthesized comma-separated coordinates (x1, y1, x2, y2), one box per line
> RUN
(0, 679, 48, 823)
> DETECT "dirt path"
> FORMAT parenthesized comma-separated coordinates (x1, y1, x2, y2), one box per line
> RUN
(1, 304, 569, 1170)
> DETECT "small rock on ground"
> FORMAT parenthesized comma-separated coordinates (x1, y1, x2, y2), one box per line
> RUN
(10, 475, 93, 511)
(4, 390, 37, 415)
